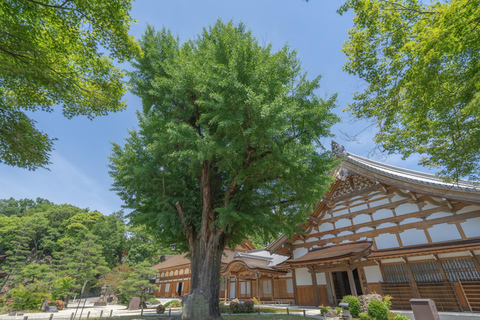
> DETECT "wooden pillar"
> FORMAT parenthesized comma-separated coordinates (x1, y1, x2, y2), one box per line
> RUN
(225, 276, 229, 301)
(256, 273, 261, 302)
(404, 257, 420, 298)
(308, 265, 320, 307)
(292, 268, 298, 305)
(325, 271, 336, 306)
(347, 268, 358, 297)
(235, 276, 240, 299)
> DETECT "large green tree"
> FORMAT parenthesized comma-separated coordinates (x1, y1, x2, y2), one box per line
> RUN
(110, 20, 338, 319)
(0, 0, 140, 170)
(339, 0, 480, 181)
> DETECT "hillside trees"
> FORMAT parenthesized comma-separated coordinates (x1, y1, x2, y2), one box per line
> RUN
(110, 20, 339, 319)
(0, 198, 163, 296)
(339, 0, 480, 181)
(0, 0, 141, 170)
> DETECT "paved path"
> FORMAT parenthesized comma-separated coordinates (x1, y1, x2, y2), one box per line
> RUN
(1, 300, 479, 320)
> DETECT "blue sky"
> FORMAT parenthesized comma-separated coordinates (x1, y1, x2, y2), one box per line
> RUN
(0, 1, 432, 214)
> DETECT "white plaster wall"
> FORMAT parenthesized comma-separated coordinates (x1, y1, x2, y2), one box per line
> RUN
(316, 272, 327, 285)
(460, 217, 480, 238)
(400, 217, 423, 225)
(293, 247, 308, 259)
(408, 255, 433, 261)
(286, 279, 294, 294)
(458, 205, 480, 214)
(295, 268, 312, 286)
(427, 212, 452, 220)
(353, 214, 371, 225)
(395, 203, 420, 216)
(340, 239, 353, 244)
(377, 222, 397, 229)
(474, 250, 480, 256)
(422, 202, 439, 211)
(322, 234, 335, 240)
(438, 251, 469, 259)
(350, 203, 369, 213)
(381, 258, 404, 263)
(332, 208, 349, 217)
(364, 266, 383, 283)
(373, 209, 394, 221)
(318, 222, 334, 233)
(371, 197, 390, 206)
(336, 218, 352, 229)
(400, 229, 429, 246)
(429, 223, 462, 242)
(375, 233, 399, 249)
(294, 240, 304, 245)
(369, 194, 384, 201)
(357, 226, 374, 234)
(338, 231, 353, 237)
(390, 194, 407, 203)
(306, 237, 318, 243)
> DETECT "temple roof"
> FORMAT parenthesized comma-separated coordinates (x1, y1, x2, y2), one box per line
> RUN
(278, 242, 372, 267)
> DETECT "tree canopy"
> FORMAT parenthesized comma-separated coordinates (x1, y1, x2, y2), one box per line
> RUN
(340, 0, 480, 181)
(110, 20, 339, 319)
(0, 0, 141, 170)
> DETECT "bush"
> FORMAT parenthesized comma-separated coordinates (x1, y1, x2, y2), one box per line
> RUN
(335, 306, 342, 315)
(229, 299, 242, 314)
(47, 301, 64, 310)
(342, 295, 361, 317)
(320, 306, 330, 315)
(383, 295, 393, 310)
(368, 299, 389, 320)
(156, 304, 165, 314)
(359, 312, 370, 320)
(9, 285, 51, 311)
(252, 297, 259, 305)
(394, 315, 411, 320)
(164, 300, 182, 308)
(243, 299, 254, 313)
(219, 301, 228, 313)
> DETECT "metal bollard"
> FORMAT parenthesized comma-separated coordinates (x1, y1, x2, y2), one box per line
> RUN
(141, 308, 144, 316)
(86, 311, 90, 319)
(70, 312, 74, 320)
(49, 314, 54, 320)
(287, 307, 289, 315)
(110, 310, 113, 317)
(99, 310, 103, 318)
(23, 316, 28, 320)
(169, 308, 171, 316)
(303, 309, 306, 317)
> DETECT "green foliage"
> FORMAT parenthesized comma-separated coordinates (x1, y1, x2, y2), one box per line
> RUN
(51, 277, 75, 301)
(342, 295, 361, 317)
(110, 18, 339, 253)
(335, 307, 342, 314)
(156, 304, 166, 314)
(252, 297, 260, 305)
(47, 300, 64, 311)
(339, 0, 480, 181)
(164, 300, 182, 308)
(118, 262, 157, 305)
(9, 284, 51, 311)
(219, 301, 228, 313)
(320, 306, 331, 315)
(0, 0, 141, 170)
(367, 299, 389, 320)
(229, 299, 243, 314)
(394, 315, 411, 320)
(359, 312, 371, 320)
(383, 295, 393, 310)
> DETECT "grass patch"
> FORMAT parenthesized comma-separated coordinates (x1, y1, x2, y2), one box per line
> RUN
(224, 315, 309, 319)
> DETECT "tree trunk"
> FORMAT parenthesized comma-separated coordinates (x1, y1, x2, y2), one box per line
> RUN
(186, 232, 226, 320)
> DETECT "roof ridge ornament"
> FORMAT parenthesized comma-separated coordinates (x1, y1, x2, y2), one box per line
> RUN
(331, 140, 348, 158)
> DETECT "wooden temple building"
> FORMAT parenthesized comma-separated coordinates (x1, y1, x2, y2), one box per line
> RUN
(152, 141, 480, 312)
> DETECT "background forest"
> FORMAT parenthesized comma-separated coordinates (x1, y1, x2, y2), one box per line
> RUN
(0, 198, 167, 310)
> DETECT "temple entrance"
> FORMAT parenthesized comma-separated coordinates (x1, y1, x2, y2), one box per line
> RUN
(177, 282, 183, 296)
(332, 269, 363, 302)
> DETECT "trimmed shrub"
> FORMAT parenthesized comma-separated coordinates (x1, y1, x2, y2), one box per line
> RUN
(394, 315, 411, 320)
(252, 297, 259, 305)
(156, 304, 165, 314)
(368, 299, 389, 320)
(9, 285, 51, 311)
(243, 299, 254, 313)
(342, 295, 361, 317)
(359, 312, 371, 320)
(229, 299, 242, 313)
(383, 295, 393, 310)
(219, 301, 228, 313)
(164, 300, 182, 308)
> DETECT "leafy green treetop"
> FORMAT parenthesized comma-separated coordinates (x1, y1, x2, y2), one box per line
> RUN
(110, 20, 339, 319)
(339, 0, 480, 181)
(0, 0, 141, 170)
